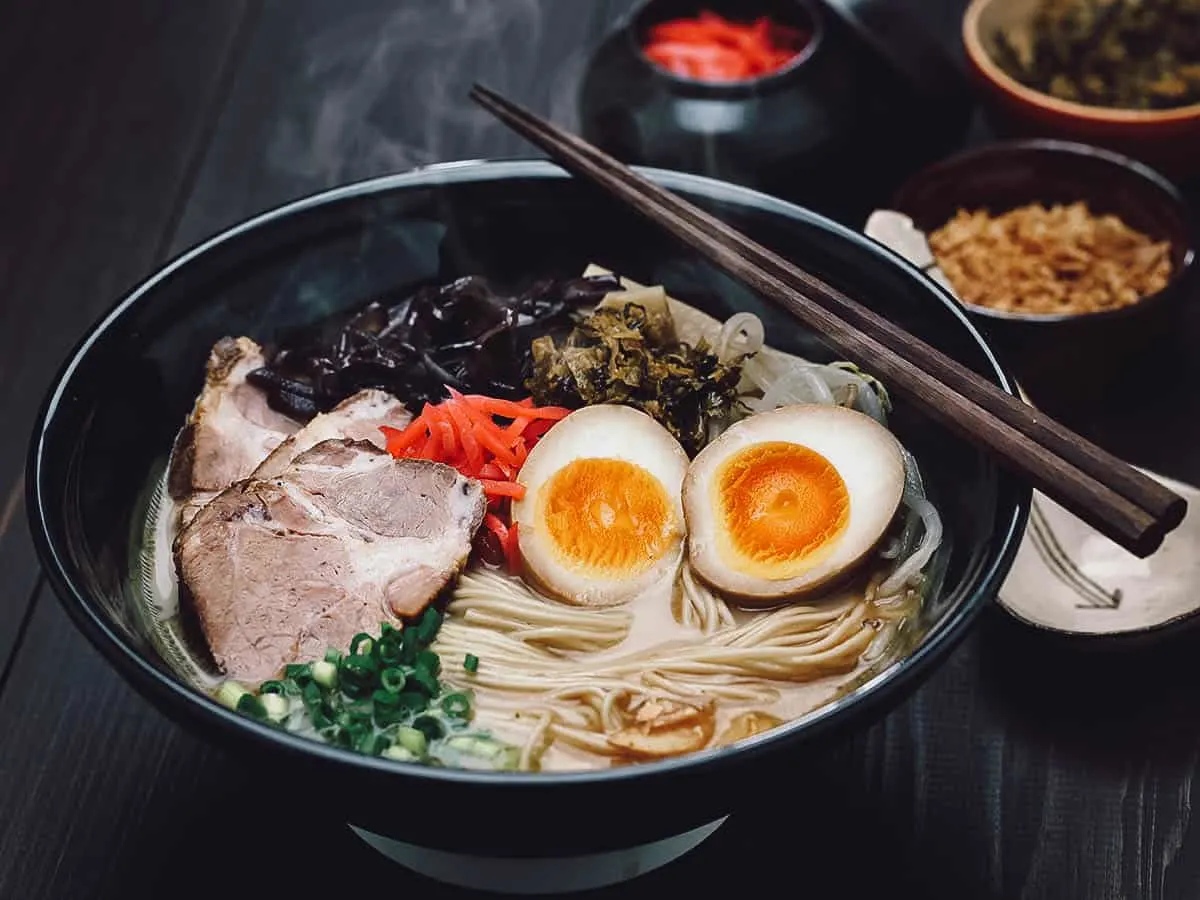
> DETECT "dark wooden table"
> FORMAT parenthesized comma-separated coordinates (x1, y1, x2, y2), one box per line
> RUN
(3, 2, 1200, 897)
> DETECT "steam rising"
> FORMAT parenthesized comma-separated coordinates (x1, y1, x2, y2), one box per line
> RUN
(269, 0, 625, 188)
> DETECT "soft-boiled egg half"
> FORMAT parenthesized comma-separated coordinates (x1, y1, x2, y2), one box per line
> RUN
(683, 404, 905, 605)
(513, 405, 689, 607)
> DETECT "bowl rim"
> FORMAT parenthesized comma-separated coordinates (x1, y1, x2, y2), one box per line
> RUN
(890, 137, 1199, 325)
(962, 0, 1200, 124)
(27, 158, 1030, 789)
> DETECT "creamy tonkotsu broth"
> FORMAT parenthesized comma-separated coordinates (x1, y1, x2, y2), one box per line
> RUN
(135, 267, 943, 772)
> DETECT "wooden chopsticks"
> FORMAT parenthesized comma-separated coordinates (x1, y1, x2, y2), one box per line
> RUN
(469, 83, 1187, 559)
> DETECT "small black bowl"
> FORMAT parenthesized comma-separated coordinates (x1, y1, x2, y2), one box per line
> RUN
(27, 160, 1027, 887)
(578, 0, 971, 227)
(891, 139, 1198, 415)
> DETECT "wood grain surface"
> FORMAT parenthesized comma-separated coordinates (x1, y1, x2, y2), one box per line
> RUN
(2, 1, 1200, 898)
(0, 0, 256, 677)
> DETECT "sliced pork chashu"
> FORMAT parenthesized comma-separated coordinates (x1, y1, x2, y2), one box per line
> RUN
(176, 439, 486, 684)
(167, 337, 300, 528)
(251, 388, 412, 480)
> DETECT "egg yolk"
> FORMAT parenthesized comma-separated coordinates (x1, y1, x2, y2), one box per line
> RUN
(539, 458, 674, 576)
(714, 441, 849, 578)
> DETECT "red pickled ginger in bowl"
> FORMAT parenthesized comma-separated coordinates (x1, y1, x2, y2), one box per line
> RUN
(643, 11, 811, 82)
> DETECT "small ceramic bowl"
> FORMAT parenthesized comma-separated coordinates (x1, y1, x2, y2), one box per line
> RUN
(997, 468, 1200, 650)
(889, 139, 1197, 412)
(962, 0, 1200, 180)
(577, 0, 971, 226)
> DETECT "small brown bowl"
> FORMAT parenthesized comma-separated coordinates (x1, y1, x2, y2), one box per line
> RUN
(891, 140, 1197, 413)
(962, 0, 1200, 180)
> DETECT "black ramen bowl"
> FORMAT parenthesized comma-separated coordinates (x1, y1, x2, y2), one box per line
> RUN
(27, 160, 1028, 889)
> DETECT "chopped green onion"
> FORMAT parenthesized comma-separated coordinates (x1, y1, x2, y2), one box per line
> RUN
(417, 607, 443, 644)
(373, 688, 401, 708)
(412, 715, 445, 742)
(416, 650, 441, 675)
(440, 693, 472, 719)
(356, 731, 389, 755)
(380, 668, 407, 693)
(445, 736, 520, 770)
(215, 681, 250, 710)
(374, 706, 407, 728)
(371, 691, 402, 726)
(342, 717, 371, 743)
(393, 725, 428, 757)
(302, 680, 322, 706)
(338, 655, 378, 698)
(319, 694, 342, 721)
(349, 697, 376, 716)
(445, 735, 487, 754)
(400, 629, 420, 665)
(339, 682, 368, 701)
(342, 653, 378, 677)
(249, 619, 490, 768)
(377, 636, 403, 666)
(236, 693, 268, 720)
(311, 660, 338, 689)
(495, 746, 522, 771)
(396, 691, 429, 714)
(410, 666, 439, 697)
(446, 735, 503, 760)
(260, 693, 289, 721)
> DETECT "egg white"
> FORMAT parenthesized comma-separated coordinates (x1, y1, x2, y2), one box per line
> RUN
(513, 404, 690, 607)
(683, 404, 906, 604)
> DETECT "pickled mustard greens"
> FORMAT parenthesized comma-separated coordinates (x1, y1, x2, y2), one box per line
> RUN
(993, 0, 1200, 110)
(527, 302, 745, 456)
(215, 607, 519, 769)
